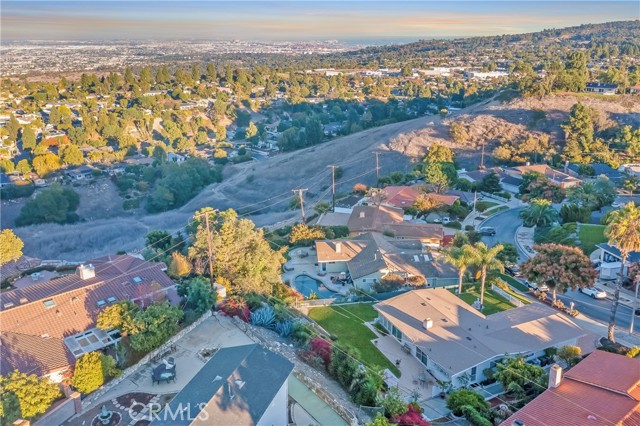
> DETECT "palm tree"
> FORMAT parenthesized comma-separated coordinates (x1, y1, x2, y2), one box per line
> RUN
(519, 199, 559, 227)
(465, 242, 505, 306)
(605, 202, 640, 342)
(444, 246, 474, 294)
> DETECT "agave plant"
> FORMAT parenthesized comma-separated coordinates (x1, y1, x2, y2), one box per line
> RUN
(275, 320, 293, 337)
(251, 306, 276, 328)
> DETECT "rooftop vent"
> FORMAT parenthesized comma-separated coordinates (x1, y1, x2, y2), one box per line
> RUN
(133, 276, 143, 283)
(19, 298, 28, 304)
(336, 242, 342, 253)
(422, 318, 433, 330)
(512, 420, 525, 426)
(359, 211, 365, 218)
(548, 364, 562, 389)
(78, 264, 96, 280)
(466, 336, 472, 341)
(4, 302, 14, 309)
(107, 296, 117, 303)
(235, 380, 246, 389)
(96, 300, 106, 307)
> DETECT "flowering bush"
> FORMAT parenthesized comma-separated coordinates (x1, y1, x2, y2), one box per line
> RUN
(391, 404, 430, 426)
(218, 297, 251, 322)
(309, 337, 332, 367)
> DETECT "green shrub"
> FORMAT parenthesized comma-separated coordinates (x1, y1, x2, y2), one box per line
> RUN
(445, 221, 462, 229)
(446, 389, 489, 417)
(461, 405, 492, 426)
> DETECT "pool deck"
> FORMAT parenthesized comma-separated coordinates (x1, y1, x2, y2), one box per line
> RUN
(283, 247, 351, 296)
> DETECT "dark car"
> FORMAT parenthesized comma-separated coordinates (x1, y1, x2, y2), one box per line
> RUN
(479, 226, 496, 236)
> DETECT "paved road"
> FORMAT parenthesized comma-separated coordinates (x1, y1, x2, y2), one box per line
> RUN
(557, 289, 638, 333)
(479, 207, 526, 260)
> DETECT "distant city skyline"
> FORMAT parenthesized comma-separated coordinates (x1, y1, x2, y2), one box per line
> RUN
(1, 1, 638, 42)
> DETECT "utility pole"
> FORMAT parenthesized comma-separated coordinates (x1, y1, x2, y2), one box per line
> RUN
(292, 189, 308, 222)
(373, 152, 381, 185)
(630, 275, 640, 335)
(198, 210, 216, 288)
(327, 165, 337, 212)
(480, 143, 485, 169)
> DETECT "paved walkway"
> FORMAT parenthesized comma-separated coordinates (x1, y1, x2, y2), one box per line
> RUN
(84, 314, 254, 410)
(282, 247, 351, 295)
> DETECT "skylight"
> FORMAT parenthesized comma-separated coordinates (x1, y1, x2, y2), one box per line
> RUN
(43, 299, 56, 308)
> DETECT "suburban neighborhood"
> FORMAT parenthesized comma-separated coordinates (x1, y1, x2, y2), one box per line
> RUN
(1, 8, 640, 426)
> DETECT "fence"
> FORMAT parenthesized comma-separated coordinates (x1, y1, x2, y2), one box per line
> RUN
(480, 191, 510, 203)
(82, 310, 213, 409)
(491, 284, 525, 307)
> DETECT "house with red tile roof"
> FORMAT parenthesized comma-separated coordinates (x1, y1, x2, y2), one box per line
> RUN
(382, 185, 459, 209)
(0, 254, 176, 382)
(501, 350, 640, 426)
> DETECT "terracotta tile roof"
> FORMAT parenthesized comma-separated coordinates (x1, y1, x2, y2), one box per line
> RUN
(0, 255, 175, 375)
(347, 205, 404, 233)
(383, 186, 422, 208)
(0, 332, 74, 376)
(315, 239, 369, 262)
(509, 164, 581, 185)
(501, 351, 640, 426)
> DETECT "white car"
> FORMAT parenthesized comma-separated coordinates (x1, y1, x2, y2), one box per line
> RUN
(611, 201, 622, 208)
(580, 287, 607, 299)
(527, 281, 549, 292)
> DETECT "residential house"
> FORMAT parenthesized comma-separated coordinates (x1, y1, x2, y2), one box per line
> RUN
(381, 185, 459, 209)
(0, 255, 176, 381)
(151, 344, 293, 426)
(585, 82, 618, 95)
(315, 233, 456, 290)
(458, 167, 521, 194)
(506, 164, 581, 189)
(374, 289, 595, 388)
(501, 351, 640, 426)
(567, 162, 624, 185)
(630, 84, 640, 95)
(596, 243, 640, 280)
(65, 165, 95, 180)
(621, 164, 640, 178)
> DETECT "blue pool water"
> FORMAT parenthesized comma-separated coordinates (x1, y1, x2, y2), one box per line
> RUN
(292, 275, 335, 298)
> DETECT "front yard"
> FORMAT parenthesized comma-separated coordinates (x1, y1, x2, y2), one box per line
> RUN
(577, 223, 607, 255)
(308, 303, 401, 376)
(452, 284, 516, 315)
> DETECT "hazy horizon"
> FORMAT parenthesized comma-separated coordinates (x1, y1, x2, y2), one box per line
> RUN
(2, 1, 638, 42)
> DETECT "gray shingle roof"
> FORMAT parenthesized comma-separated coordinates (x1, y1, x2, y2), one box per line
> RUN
(151, 344, 294, 426)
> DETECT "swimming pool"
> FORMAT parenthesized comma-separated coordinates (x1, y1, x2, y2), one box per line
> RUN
(292, 275, 335, 299)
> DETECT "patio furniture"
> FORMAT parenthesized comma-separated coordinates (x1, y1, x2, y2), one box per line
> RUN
(152, 359, 177, 385)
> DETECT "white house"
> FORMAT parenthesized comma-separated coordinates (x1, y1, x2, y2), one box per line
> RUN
(375, 289, 595, 389)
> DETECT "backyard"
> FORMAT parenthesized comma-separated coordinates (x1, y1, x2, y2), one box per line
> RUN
(577, 224, 607, 255)
(452, 284, 516, 315)
(308, 303, 401, 376)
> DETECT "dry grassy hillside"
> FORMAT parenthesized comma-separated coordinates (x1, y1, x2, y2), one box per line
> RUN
(13, 94, 640, 260)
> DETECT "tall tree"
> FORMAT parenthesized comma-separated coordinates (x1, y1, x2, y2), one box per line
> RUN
(0, 229, 24, 266)
(604, 202, 640, 342)
(521, 243, 597, 303)
(562, 103, 594, 162)
(188, 208, 285, 295)
(444, 246, 475, 294)
(465, 242, 504, 306)
(21, 126, 36, 152)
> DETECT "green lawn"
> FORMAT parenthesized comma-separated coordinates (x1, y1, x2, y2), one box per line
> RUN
(485, 205, 509, 216)
(578, 224, 607, 255)
(452, 286, 516, 315)
(308, 303, 401, 376)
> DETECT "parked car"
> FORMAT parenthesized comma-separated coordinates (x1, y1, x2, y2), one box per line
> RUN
(442, 217, 451, 224)
(505, 262, 521, 277)
(479, 226, 496, 236)
(579, 287, 607, 299)
(434, 216, 450, 224)
(611, 201, 622, 208)
(527, 281, 549, 292)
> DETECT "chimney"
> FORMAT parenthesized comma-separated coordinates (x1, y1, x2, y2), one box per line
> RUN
(360, 211, 365, 218)
(78, 264, 96, 280)
(336, 242, 342, 253)
(548, 364, 562, 389)
(422, 318, 433, 330)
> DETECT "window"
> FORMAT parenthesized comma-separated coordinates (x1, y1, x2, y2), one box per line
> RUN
(416, 348, 429, 366)
(43, 299, 56, 309)
(133, 276, 143, 283)
(391, 325, 402, 341)
(470, 366, 477, 382)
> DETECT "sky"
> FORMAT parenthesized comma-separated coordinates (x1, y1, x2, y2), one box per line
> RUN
(1, 1, 638, 42)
